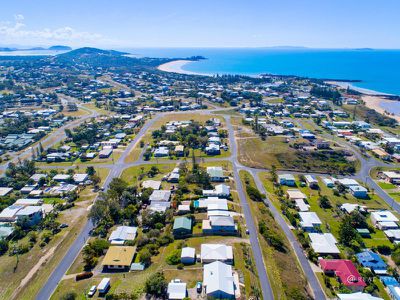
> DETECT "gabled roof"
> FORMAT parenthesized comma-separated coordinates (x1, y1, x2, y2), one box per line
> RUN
(173, 217, 192, 230)
(201, 244, 233, 261)
(203, 261, 235, 296)
(109, 226, 137, 244)
(320, 259, 366, 287)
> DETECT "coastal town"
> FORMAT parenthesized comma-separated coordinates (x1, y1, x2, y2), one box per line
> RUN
(0, 47, 400, 300)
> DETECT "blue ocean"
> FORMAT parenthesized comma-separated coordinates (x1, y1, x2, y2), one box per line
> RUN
(126, 48, 400, 96)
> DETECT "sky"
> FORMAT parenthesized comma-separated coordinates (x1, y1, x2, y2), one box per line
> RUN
(1, 0, 400, 49)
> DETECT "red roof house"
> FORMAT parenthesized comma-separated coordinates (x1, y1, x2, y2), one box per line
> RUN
(319, 259, 366, 291)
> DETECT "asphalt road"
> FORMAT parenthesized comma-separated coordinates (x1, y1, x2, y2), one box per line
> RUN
(225, 116, 274, 300)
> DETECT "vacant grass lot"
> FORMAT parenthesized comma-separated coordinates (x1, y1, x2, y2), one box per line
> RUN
(0, 198, 92, 300)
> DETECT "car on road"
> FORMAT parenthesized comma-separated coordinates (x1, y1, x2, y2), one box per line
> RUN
(88, 285, 97, 297)
(59, 223, 69, 229)
(246, 228, 250, 235)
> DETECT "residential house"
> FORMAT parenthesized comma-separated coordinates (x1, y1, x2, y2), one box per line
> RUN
(16, 206, 43, 227)
(206, 167, 225, 182)
(319, 259, 366, 292)
(371, 211, 399, 230)
(149, 190, 171, 202)
(167, 280, 187, 300)
(304, 175, 319, 189)
(181, 247, 196, 264)
(349, 185, 368, 199)
(201, 244, 233, 264)
(202, 184, 230, 198)
(202, 215, 236, 235)
(173, 217, 192, 238)
(356, 250, 387, 274)
(308, 233, 340, 256)
(278, 174, 296, 186)
(203, 261, 235, 299)
(299, 212, 322, 232)
(108, 226, 138, 245)
(101, 246, 135, 271)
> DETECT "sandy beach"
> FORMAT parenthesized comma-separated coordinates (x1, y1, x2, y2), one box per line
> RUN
(157, 60, 204, 75)
(325, 81, 391, 96)
(361, 95, 400, 122)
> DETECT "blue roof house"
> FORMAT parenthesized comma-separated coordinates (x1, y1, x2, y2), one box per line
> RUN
(380, 276, 399, 287)
(356, 250, 387, 274)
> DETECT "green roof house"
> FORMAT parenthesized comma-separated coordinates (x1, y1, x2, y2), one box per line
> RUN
(173, 217, 192, 238)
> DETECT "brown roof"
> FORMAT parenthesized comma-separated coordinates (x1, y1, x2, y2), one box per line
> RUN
(102, 246, 135, 267)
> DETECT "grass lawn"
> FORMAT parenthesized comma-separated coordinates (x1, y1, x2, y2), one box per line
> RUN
(378, 181, 397, 190)
(239, 170, 310, 299)
(121, 163, 176, 185)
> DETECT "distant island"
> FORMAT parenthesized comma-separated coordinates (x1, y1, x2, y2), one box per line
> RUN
(0, 45, 72, 52)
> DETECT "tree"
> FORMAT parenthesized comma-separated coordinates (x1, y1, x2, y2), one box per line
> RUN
(338, 215, 358, 246)
(91, 175, 101, 188)
(138, 249, 152, 266)
(108, 178, 128, 198)
(145, 272, 167, 297)
(86, 166, 95, 176)
(0, 239, 8, 255)
(166, 249, 181, 265)
(318, 195, 332, 209)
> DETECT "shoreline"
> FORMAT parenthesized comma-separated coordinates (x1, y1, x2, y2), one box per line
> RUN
(157, 60, 210, 76)
(157, 60, 400, 120)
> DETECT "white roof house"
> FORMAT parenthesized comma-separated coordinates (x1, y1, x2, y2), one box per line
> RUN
(108, 226, 138, 245)
(203, 261, 235, 299)
(167, 280, 187, 300)
(371, 211, 399, 227)
(295, 199, 310, 212)
(14, 198, 43, 206)
(340, 203, 366, 214)
(73, 173, 89, 183)
(0, 187, 13, 197)
(286, 189, 307, 200)
(203, 184, 230, 198)
(53, 174, 71, 181)
(0, 205, 23, 222)
(338, 178, 359, 187)
(299, 212, 322, 230)
(197, 198, 228, 209)
(201, 244, 233, 264)
(181, 247, 196, 264)
(29, 174, 47, 182)
(149, 190, 171, 202)
(384, 229, 400, 243)
(309, 233, 340, 255)
(337, 292, 383, 300)
(142, 180, 161, 190)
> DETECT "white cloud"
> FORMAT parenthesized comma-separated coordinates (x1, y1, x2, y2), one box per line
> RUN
(0, 14, 109, 46)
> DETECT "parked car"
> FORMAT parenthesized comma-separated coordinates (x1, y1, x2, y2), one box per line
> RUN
(59, 223, 69, 229)
(196, 282, 202, 293)
(88, 285, 97, 297)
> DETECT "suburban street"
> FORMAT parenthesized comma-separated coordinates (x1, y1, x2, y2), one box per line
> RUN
(35, 107, 400, 300)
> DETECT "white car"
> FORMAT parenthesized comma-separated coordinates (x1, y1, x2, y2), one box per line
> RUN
(88, 285, 97, 297)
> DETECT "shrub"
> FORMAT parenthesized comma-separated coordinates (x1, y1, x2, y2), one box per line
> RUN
(75, 271, 93, 281)
(166, 249, 181, 265)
